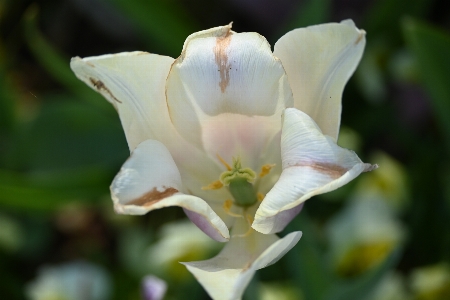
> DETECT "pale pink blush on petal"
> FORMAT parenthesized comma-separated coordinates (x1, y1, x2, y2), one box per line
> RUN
(184, 208, 229, 242)
(201, 113, 280, 170)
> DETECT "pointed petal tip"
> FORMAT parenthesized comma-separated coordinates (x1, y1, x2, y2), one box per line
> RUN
(181, 23, 234, 55)
(70, 56, 81, 63)
(341, 19, 356, 26)
(181, 230, 302, 300)
(340, 19, 365, 32)
(285, 230, 303, 244)
(341, 19, 366, 45)
(365, 163, 378, 172)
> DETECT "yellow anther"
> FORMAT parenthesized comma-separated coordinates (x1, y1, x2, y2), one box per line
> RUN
(223, 200, 243, 218)
(257, 193, 265, 202)
(201, 180, 223, 190)
(224, 199, 233, 210)
(259, 164, 276, 177)
(217, 154, 232, 171)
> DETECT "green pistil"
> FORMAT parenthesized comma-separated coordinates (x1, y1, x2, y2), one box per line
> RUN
(220, 158, 258, 207)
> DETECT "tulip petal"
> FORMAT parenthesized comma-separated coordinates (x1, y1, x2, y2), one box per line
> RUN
(253, 108, 376, 234)
(274, 20, 366, 140)
(71, 52, 229, 212)
(111, 139, 229, 242)
(183, 208, 232, 243)
(70, 52, 175, 151)
(166, 24, 293, 169)
(182, 227, 302, 300)
(254, 203, 305, 234)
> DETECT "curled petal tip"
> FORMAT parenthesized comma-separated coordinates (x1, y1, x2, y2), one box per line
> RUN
(255, 109, 375, 232)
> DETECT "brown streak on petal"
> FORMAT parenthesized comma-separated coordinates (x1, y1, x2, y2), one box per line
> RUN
(214, 29, 232, 93)
(127, 187, 178, 207)
(89, 78, 122, 103)
(291, 162, 348, 179)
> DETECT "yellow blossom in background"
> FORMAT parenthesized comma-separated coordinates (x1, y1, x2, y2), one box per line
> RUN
(355, 151, 409, 211)
(326, 195, 405, 277)
(363, 272, 411, 300)
(337, 126, 363, 153)
(259, 282, 303, 300)
(410, 263, 450, 300)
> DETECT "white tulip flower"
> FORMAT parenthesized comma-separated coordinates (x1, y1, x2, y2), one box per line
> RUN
(71, 20, 375, 300)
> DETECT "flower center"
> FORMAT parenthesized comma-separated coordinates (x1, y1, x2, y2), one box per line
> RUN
(202, 156, 275, 208)
(220, 158, 258, 207)
(201, 156, 275, 237)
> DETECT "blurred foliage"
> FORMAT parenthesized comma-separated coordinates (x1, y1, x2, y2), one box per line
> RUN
(0, 0, 449, 299)
(402, 18, 450, 149)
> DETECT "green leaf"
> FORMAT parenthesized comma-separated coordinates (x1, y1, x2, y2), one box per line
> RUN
(0, 98, 128, 212)
(22, 5, 112, 113)
(284, 212, 333, 300)
(0, 169, 100, 212)
(0, 37, 18, 139)
(109, 0, 198, 56)
(10, 98, 127, 172)
(364, 0, 431, 37)
(277, 0, 330, 38)
(118, 226, 154, 277)
(402, 18, 450, 149)
(293, 0, 331, 28)
(0, 70, 17, 135)
(243, 273, 260, 300)
(324, 248, 402, 300)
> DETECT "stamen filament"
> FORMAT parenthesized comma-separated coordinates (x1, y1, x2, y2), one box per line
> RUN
(217, 154, 232, 171)
(223, 199, 243, 218)
(201, 180, 223, 190)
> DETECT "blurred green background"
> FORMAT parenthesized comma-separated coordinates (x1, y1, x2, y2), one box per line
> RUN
(1, 0, 450, 299)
